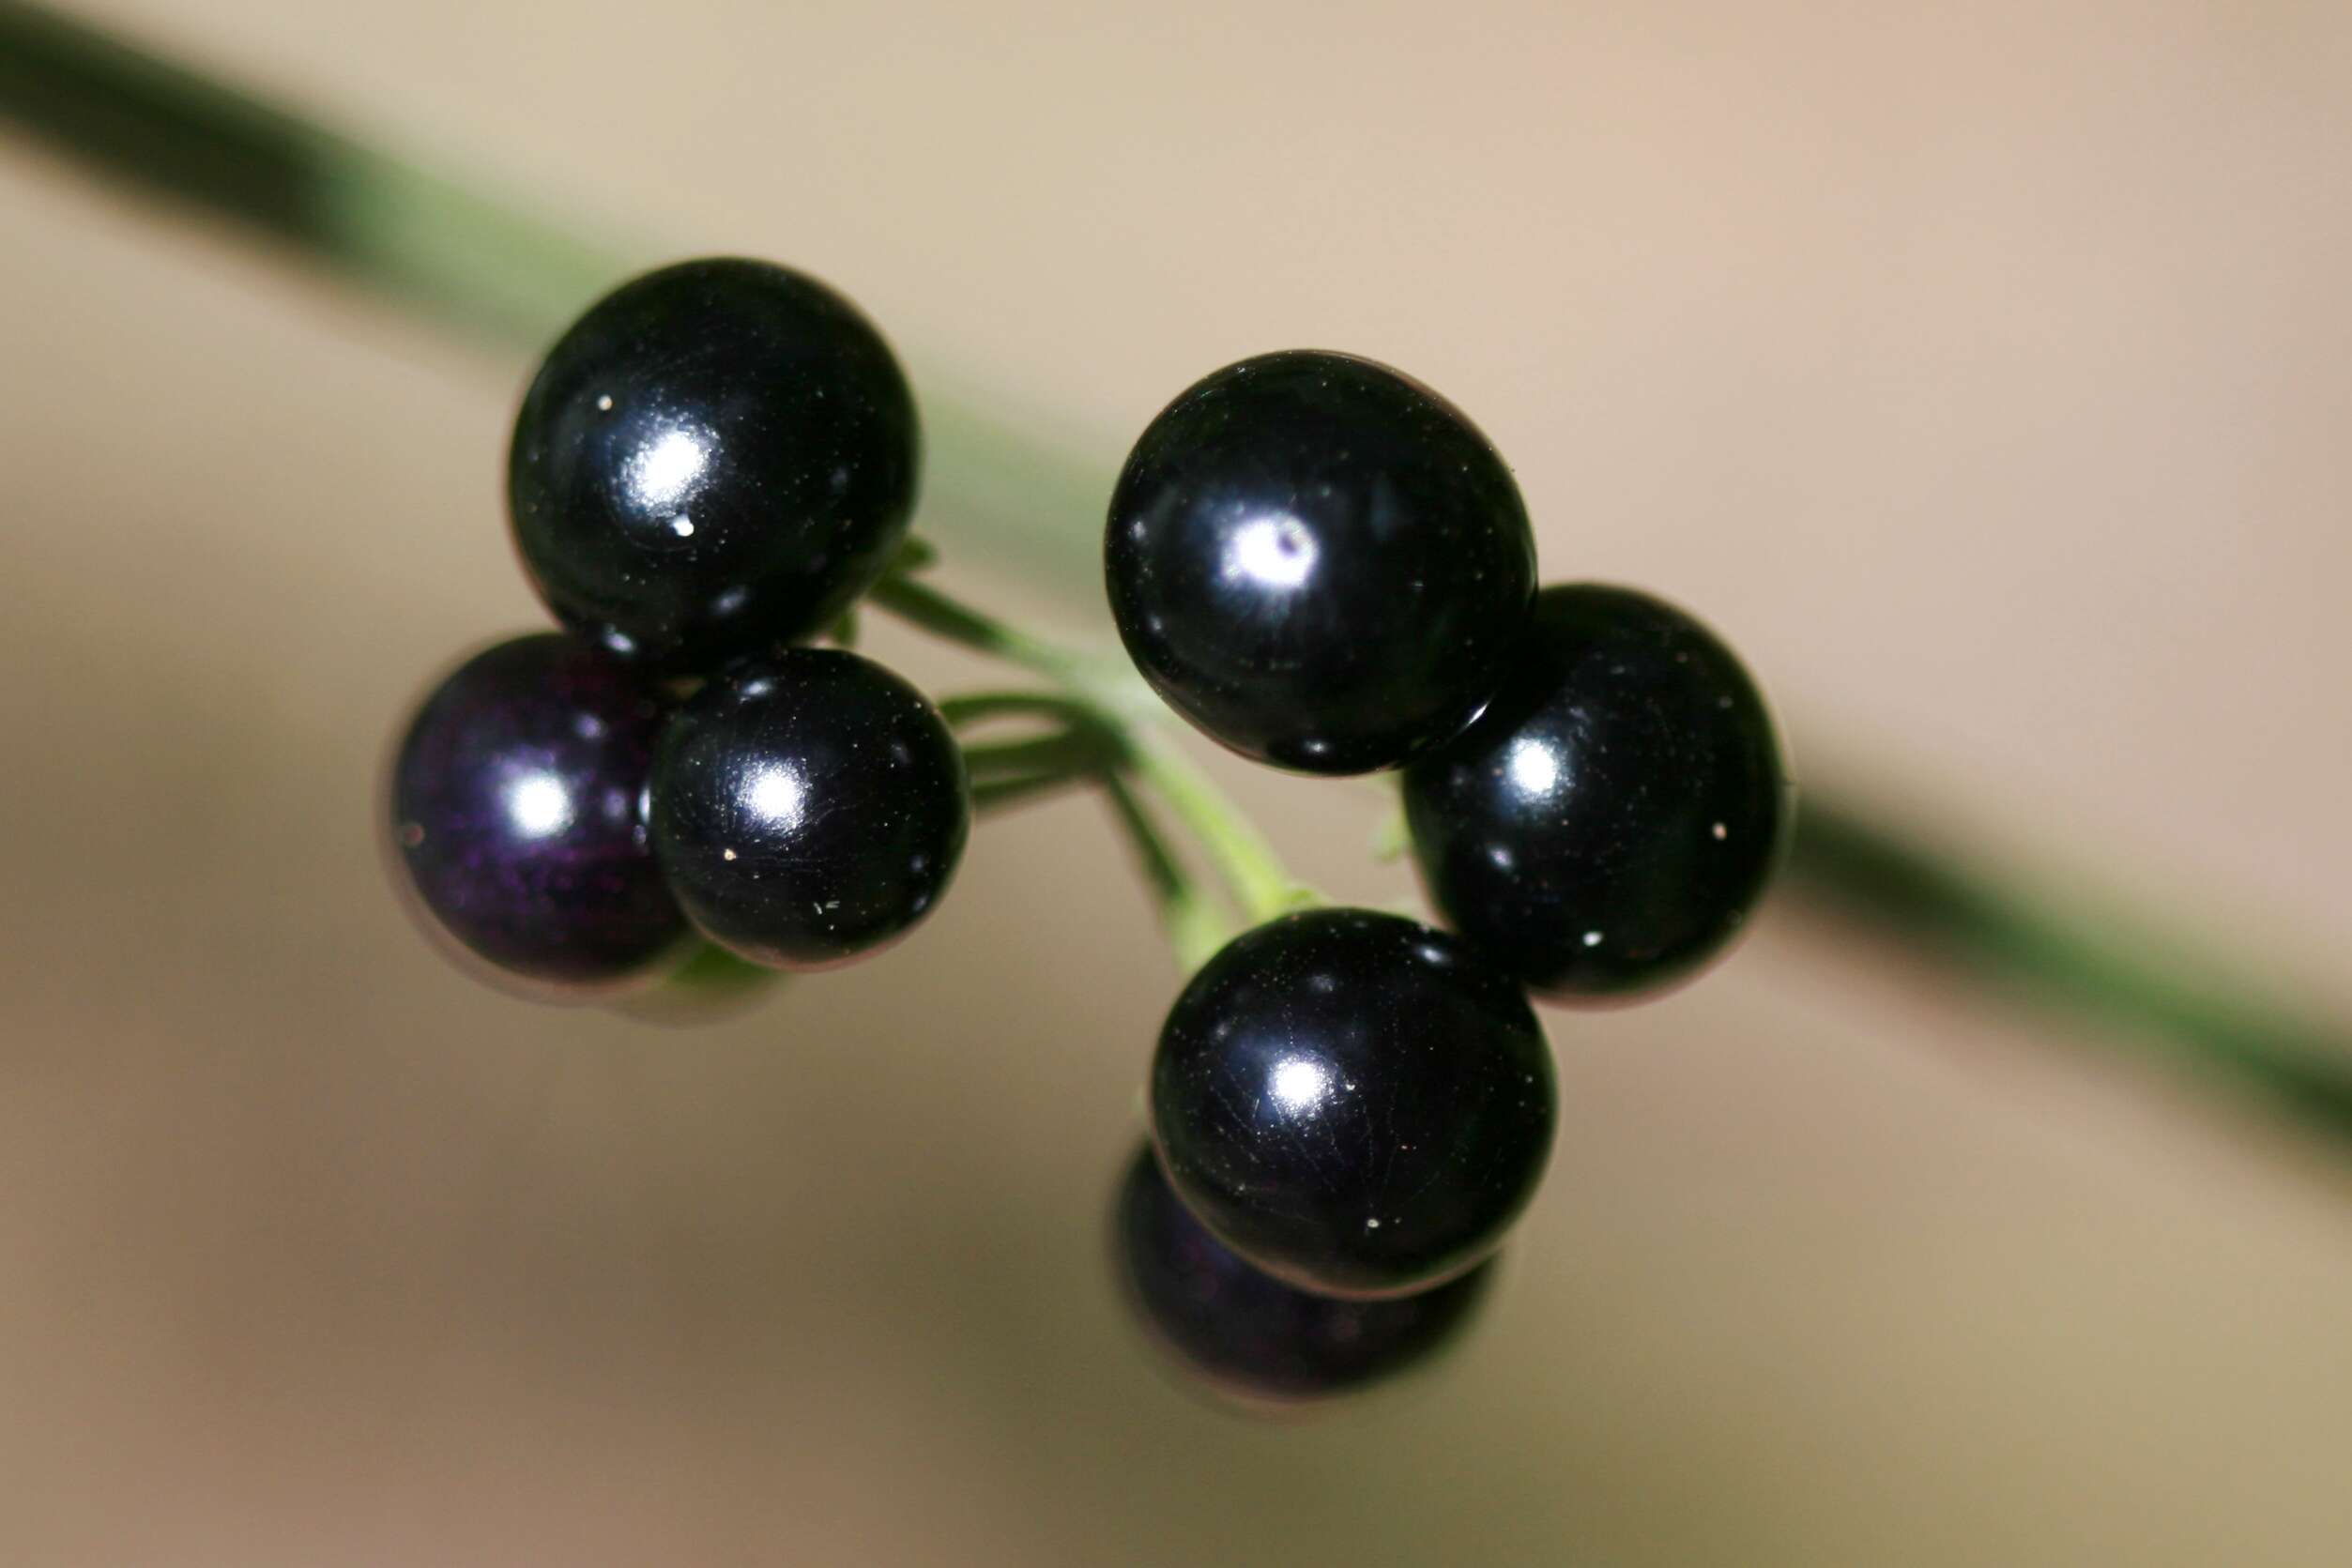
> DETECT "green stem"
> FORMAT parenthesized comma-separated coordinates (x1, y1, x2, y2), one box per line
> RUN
(889, 586, 1301, 926)
(867, 575, 1086, 686)
(1116, 736, 1298, 925)
(1786, 800, 2352, 1137)
(1099, 774, 1230, 973)
(937, 691, 1102, 728)
(6, 1, 2349, 1141)
(0, 0, 618, 346)
(959, 728, 1108, 782)
(610, 941, 781, 1027)
(970, 770, 1093, 813)
(946, 688, 1232, 963)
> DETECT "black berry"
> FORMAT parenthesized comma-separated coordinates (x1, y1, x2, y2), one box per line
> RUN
(1149, 908, 1554, 1298)
(509, 257, 919, 673)
(1112, 1145, 1494, 1408)
(1106, 350, 1536, 774)
(649, 648, 969, 968)
(388, 632, 688, 993)
(1403, 584, 1790, 999)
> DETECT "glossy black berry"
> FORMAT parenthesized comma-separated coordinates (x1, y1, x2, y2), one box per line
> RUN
(388, 632, 688, 994)
(1111, 1145, 1494, 1408)
(1106, 351, 1536, 774)
(510, 257, 919, 673)
(648, 648, 968, 968)
(1149, 908, 1554, 1298)
(1403, 584, 1790, 1000)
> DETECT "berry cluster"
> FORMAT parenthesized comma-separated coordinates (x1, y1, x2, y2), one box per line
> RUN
(390, 258, 965, 998)
(386, 256, 1791, 1408)
(1106, 349, 1790, 1400)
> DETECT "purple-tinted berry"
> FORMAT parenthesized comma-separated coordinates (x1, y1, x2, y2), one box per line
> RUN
(389, 632, 688, 994)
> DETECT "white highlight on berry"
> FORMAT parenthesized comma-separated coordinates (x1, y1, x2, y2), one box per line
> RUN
(504, 773, 573, 839)
(1270, 1056, 1331, 1113)
(1223, 513, 1319, 591)
(742, 765, 806, 830)
(1507, 737, 1561, 797)
(626, 427, 710, 510)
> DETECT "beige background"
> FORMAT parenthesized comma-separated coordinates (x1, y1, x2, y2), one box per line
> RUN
(4, 1, 2350, 1562)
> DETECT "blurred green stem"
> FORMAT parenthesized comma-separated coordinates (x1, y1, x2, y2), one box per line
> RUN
(4, 0, 2348, 1137)
(943, 689, 1248, 968)
(934, 651, 1297, 946)
(1783, 808, 2352, 1133)
(887, 583, 1300, 926)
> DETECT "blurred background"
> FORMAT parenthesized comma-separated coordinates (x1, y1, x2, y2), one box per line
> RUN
(3, 0, 2349, 1561)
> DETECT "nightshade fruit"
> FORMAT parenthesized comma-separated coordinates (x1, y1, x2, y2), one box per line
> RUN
(389, 632, 688, 994)
(1402, 584, 1790, 1000)
(648, 647, 969, 969)
(509, 257, 920, 674)
(1112, 1145, 1494, 1408)
(1105, 350, 1537, 774)
(1149, 908, 1554, 1298)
